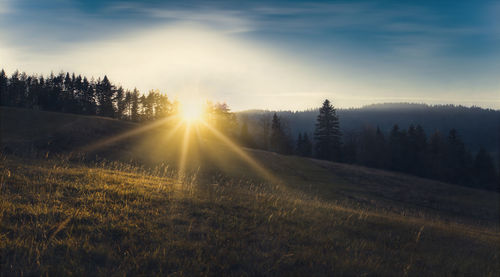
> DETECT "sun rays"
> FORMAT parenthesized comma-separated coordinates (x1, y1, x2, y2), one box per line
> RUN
(180, 100, 204, 123)
(178, 122, 192, 178)
(77, 99, 281, 186)
(78, 115, 180, 153)
(200, 121, 280, 184)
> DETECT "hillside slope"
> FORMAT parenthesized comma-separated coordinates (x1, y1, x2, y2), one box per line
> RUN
(2, 107, 497, 225)
(1, 106, 137, 154)
(1, 107, 499, 275)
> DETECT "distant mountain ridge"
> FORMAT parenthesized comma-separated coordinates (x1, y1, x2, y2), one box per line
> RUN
(239, 103, 500, 153)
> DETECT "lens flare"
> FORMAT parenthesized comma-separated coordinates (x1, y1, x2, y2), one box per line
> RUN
(77, 99, 282, 186)
(180, 99, 204, 123)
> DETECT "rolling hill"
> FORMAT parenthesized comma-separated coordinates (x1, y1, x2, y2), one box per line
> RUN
(1, 107, 499, 276)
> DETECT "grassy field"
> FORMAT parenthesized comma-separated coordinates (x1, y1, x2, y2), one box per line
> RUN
(1, 107, 499, 276)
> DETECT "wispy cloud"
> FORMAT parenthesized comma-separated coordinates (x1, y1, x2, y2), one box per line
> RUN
(105, 1, 255, 34)
(140, 9, 254, 34)
(484, 1, 500, 38)
(0, 0, 12, 14)
(247, 1, 486, 59)
(252, 2, 371, 16)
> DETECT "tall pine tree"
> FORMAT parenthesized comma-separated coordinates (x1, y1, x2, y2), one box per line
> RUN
(296, 132, 313, 157)
(314, 99, 341, 161)
(270, 113, 284, 153)
(302, 133, 313, 157)
(0, 69, 7, 106)
(115, 86, 126, 119)
(472, 147, 497, 190)
(239, 118, 254, 147)
(96, 76, 115, 117)
(131, 88, 140, 121)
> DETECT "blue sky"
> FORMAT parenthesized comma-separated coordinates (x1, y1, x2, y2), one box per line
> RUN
(1, 0, 499, 110)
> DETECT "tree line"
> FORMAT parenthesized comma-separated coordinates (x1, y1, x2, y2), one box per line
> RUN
(0, 69, 240, 131)
(250, 103, 499, 153)
(0, 69, 178, 121)
(245, 100, 499, 191)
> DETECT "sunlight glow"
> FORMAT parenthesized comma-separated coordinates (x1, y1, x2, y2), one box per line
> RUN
(77, 104, 282, 186)
(180, 99, 204, 123)
(178, 123, 192, 178)
(79, 115, 179, 153)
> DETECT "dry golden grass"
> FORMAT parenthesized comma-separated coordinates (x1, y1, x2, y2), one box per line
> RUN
(1, 154, 499, 276)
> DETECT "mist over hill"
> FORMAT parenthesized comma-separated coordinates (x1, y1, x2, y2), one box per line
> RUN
(239, 103, 500, 153)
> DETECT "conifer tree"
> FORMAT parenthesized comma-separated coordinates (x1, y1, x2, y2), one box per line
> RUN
(445, 129, 467, 184)
(239, 118, 254, 147)
(143, 90, 155, 121)
(154, 92, 170, 119)
(0, 69, 7, 106)
(131, 88, 140, 121)
(314, 99, 341, 161)
(8, 70, 21, 107)
(124, 90, 132, 120)
(498, 125, 500, 190)
(115, 86, 126, 119)
(139, 94, 147, 120)
(414, 125, 428, 175)
(96, 76, 115, 117)
(388, 124, 409, 171)
(25, 75, 37, 109)
(270, 113, 286, 153)
(473, 147, 497, 190)
(407, 124, 427, 176)
(36, 75, 48, 109)
(296, 132, 303, 155)
(296, 132, 312, 157)
(428, 130, 445, 180)
(357, 126, 377, 166)
(73, 74, 83, 112)
(367, 127, 385, 168)
(210, 102, 237, 136)
(257, 114, 272, 150)
(64, 73, 72, 93)
(302, 133, 313, 157)
(62, 73, 72, 112)
(82, 77, 96, 115)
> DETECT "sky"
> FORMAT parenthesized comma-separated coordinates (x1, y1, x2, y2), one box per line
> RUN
(1, 0, 499, 110)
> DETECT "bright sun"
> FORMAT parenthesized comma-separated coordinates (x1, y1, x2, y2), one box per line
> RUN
(180, 100, 204, 123)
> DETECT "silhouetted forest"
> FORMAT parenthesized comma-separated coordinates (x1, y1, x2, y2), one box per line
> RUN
(0, 69, 176, 120)
(1, 69, 498, 191)
(0, 69, 239, 133)
(241, 104, 500, 191)
(241, 103, 500, 153)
